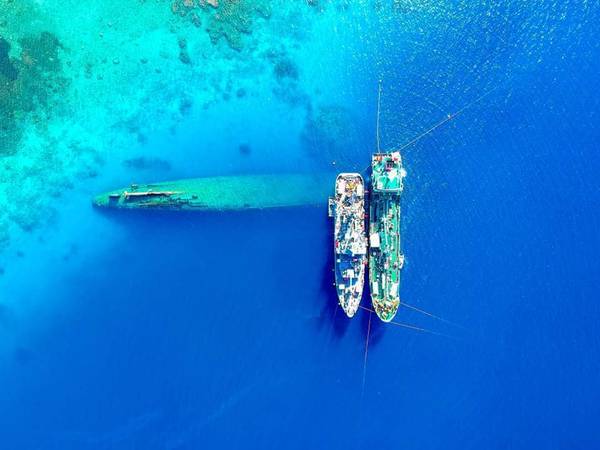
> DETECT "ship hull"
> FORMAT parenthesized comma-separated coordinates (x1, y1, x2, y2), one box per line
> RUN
(368, 152, 405, 322)
(331, 173, 367, 318)
(93, 173, 334, 211)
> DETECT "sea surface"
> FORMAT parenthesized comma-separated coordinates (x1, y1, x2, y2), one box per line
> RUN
(1, 1, 599, 449)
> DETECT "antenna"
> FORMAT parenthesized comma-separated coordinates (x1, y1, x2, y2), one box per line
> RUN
(376, 80, 382, 153)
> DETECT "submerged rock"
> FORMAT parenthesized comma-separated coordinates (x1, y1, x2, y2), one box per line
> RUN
(273, 56, 299, 81)
(179, 51, 191, 64)
(238, 143, 251, 155)
(0, 37, 17, 81)
(0, 226, 10, 250)
(266, 49, 309, 108)
(123, 157, 172, 172)
(300, 104, 362, 167)
(179, 96, 193, 115)
(62, 243, 79, 262)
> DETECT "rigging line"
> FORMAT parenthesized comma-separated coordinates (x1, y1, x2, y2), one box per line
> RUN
(376, 80, 382, 153)
(361, 310, 372, 399)
(400, 301, 466, 330)
(394, 85, 500, 153)
(357, 305, 458, 339)
(359, 85, 498, 175)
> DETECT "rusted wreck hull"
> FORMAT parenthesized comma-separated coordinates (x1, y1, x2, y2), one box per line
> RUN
(93, 173, 334, 211)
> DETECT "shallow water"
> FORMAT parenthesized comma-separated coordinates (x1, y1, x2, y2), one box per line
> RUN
(1, 1, 599, 449)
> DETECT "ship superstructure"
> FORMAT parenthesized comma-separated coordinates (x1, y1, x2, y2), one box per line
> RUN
(329, 173, 368, 317)
(369, 152, 406, 322)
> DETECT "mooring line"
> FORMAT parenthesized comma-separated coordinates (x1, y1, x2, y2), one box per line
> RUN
(361, 310, 372, 399)
(376, 80, 382, 153)
(358, 84, 499, 175)
(393, 85, 499, 153)
(400, 301, 466, 330)
(357, 305, 458, 339)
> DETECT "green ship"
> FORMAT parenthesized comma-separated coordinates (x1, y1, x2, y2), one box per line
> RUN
(93, 173, 333, 211)
(368, 151, 406, 322)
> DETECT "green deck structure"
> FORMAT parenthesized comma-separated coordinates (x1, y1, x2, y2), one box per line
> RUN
(93, 173, 334, 211)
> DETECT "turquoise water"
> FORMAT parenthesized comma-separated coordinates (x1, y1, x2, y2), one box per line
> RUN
(1, 1, 600, 448)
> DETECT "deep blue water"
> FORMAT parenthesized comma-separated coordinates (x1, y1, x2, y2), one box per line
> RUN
(1, 2, 600, 449)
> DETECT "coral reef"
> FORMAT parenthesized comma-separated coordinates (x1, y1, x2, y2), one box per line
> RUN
(0, 0, 319, 257)
(0, 37, 21, 155)
(171, 0, 272, 51)
(206, 0, 272, 51)
(0, 32, 68, 156)
(15, 32, 66, 112)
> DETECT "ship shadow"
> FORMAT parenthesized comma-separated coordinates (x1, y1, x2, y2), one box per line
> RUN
(317, 251, 386, 347)
(318, 237, 351, 339)
(96, 205, 376, 342)
(315, 208, 385, 348)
